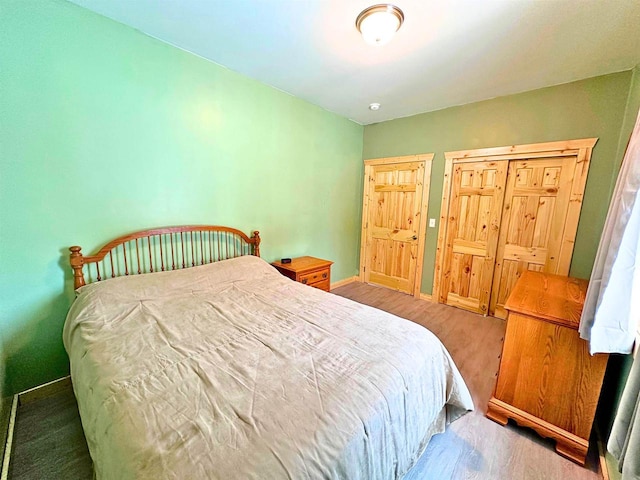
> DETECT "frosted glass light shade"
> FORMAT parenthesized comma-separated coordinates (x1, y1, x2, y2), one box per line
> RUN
(356, 5, 404, 46)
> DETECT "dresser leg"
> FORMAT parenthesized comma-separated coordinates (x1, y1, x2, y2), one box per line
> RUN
(555, 440, 587, 466)
(486, 399, 509, 426)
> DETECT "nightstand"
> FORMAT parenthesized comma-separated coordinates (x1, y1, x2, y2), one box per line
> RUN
(272, 256, 333, 292)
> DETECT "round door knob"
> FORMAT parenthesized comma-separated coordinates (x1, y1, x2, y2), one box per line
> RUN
(412, 235, 418, 240)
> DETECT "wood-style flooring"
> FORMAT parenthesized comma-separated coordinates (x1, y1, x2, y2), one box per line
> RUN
(9, 388, 91, 480)
(8, 281, 601, 479)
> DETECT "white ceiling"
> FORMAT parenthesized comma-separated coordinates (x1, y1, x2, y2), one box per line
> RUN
(70, 0, 640, 125)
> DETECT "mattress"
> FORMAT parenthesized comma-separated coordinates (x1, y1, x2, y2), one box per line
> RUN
(64, 255, 473, 479)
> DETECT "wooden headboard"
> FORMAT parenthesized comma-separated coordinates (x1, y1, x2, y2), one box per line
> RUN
(69, 225, 260, 289)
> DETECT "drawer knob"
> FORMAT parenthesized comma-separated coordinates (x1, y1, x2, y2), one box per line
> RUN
(302, 279, 308, 284)
(322, 273, 327, 279)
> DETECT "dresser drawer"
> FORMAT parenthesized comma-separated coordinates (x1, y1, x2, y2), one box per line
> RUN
(299, 268, 330, 285)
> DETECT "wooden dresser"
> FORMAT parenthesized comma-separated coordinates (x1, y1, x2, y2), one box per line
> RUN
(486, 271, 609, 465)
(272, 256, 333, 292)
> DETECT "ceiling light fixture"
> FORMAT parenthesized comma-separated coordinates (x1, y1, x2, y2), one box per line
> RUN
(356, 4, 404, 47)
(369, 103, 381, 111)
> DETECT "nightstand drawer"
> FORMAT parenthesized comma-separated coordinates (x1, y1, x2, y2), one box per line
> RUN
(299, 269, 329, 285)
(308, 278, 330, 292)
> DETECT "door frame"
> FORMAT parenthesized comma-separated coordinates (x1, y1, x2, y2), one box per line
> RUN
(359, 154, 434, 297)
(432, 138, 597, 304)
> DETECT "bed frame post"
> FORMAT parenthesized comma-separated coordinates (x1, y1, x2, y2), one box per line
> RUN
(69, 246, 86, 289)
(252, 231, 261, 257)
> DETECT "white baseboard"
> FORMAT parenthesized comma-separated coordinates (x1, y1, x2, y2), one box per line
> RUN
(18, 376, 71, 405)
(0, 395, 18, 480)
(330, 276, 358, 289)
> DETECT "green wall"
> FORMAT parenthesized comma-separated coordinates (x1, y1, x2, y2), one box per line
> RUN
(0, 0, 364, 395)
(0, 333, 5, 403)
(363, 72, 634, 294)
(616, 66, 640, 176)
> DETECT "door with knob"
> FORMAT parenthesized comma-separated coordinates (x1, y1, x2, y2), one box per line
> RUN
(360, 155, 433, 296)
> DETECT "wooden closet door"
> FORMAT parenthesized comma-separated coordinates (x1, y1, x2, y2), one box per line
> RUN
(489, 157, 577, 318)
(363, 160, 428, 294)
(440, 161, 508, 314)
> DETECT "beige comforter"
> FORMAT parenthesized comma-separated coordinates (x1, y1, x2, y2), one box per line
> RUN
(64, 255, 473, 479)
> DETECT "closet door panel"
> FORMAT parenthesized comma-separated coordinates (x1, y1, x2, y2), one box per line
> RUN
(441, 160, 508, 314)
(490, 157, 577, 318)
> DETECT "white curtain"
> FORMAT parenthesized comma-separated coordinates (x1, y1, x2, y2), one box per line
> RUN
(579, 108, 640, 355)
(608, 357, 640, 479)
(579, 108, 640, 479)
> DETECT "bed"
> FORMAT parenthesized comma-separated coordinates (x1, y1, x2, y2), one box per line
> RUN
(64, 225, 473, 479)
